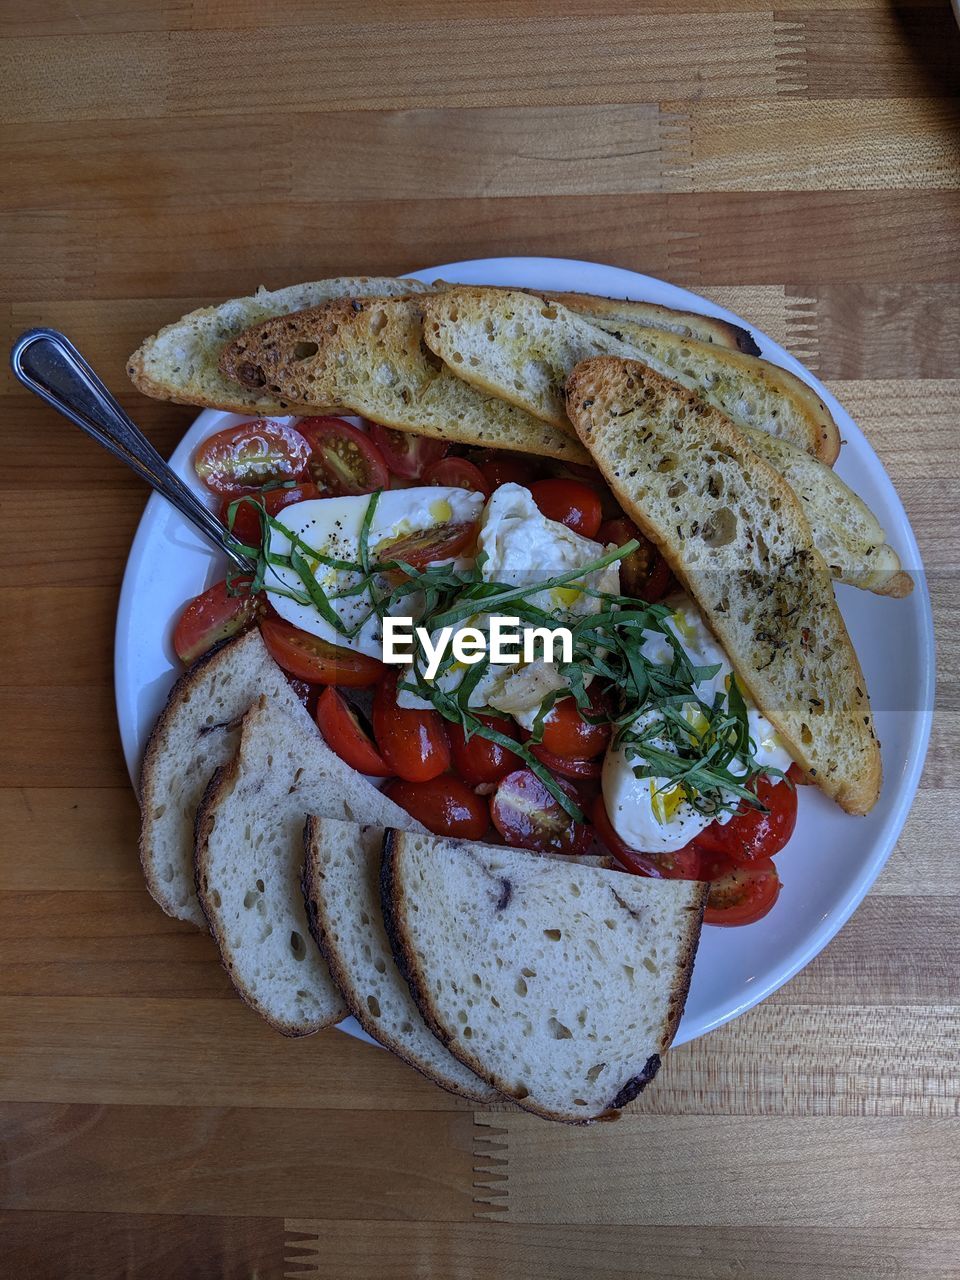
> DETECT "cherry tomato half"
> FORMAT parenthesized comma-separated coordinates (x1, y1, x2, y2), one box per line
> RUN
(260, 618, 383, 686)
(538, 688, 611, 761)
(315, 687, 390, 776)
(598, 517, 673, 603)
(298, 416, 389, 495)
(702, 854, 781, 926)
(787, 762, 809, 786)
(477, 451, 540, 491)
(528, 742, 602, 780)
(373, 520, 478, 579)
(193, 421, 311, 497)
(372, 669, 451, 782)
(529, 478, 603, 539)
(384, 775, 490, 841)
(367, 422, 448, 479)
(173, 578, 261, 665)
(490, 769, 590, 855)
(590, 795, 703, 879)
(695, 776, 797, 866)
(220, 481, 322, 547)
(422, 456, 492, 498)
(448, 715, 520, 787)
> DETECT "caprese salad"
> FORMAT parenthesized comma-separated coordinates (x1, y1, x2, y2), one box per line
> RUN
(174, 414, 802, 927)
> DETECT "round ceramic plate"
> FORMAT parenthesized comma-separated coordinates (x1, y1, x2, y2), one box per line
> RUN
(115, 256, 934, 1048)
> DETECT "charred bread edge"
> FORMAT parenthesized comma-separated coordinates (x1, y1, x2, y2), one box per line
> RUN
(300, 817, 497, 1103)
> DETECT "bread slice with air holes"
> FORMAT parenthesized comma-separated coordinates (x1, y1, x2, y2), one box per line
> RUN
(420, 287, 839, 463)
(217, 296, 591, 464)
(139, 628, 303, 927)
(541, 290, 760, 354)
(127, 276, 432, 414)
(381, 830, 707, 1124)
(566, 356, 881, 815)
(194, 694, 423, 1036)
(302, 817, 501, 1102)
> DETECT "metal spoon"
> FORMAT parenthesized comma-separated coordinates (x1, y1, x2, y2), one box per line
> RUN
(10, 327, 254, 573)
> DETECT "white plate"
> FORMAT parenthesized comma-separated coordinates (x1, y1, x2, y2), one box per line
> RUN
(115, 256, 935, 1048)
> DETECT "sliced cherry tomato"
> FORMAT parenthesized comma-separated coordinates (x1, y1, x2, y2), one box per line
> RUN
(590, 795, 703, 879)
(373, 520, 477, 577)
(695, 776, 798, 866)
(173, 578, 261, 665)
(702, 854, 781, 926)
(490, 769, 590, 855)
(529, 478, 603, 539)
(259, 618, 383, 686)
(598, 516, 674, 603)
(528, 742, 602, 780)
(220, 481, 322, 547)
(367, 422, 448, 479)
(298, 416, 389, 495)
(787, 762, 809, 786)
(315, 686, 390, 776)
(193, 421, 311, 497)
(422, 456, 492, 498)
(384, 775, 490, 840)
(538, 688, 611, 761)
(372, 669, 451, 782)
(448, 715, 520, 787)
(477, 451, 540, 491)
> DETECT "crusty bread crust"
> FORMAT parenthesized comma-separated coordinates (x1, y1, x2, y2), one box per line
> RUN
(543, 290, 761, 355)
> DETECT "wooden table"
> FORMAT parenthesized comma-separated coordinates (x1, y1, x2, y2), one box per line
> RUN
(2, 2, 958, 1276)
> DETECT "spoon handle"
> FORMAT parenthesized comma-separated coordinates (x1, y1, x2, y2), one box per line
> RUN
(10, 328, 253, 573)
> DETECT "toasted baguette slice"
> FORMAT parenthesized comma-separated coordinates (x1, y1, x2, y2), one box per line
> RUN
(195, 695, 422, 1036)
(543, 290, 760, 355)
(218, 297, 590, 464)
(740, 427, 912, 598)
(381, 831, 707, 1124)
(139, 628, 301, 927)
(421, 288, 838, 463)
(128, 277, 431, 414)
(303, 817, 500, 1102)
(567, 357, 881, 815)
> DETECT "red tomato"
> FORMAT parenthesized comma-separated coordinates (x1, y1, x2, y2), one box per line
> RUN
(490, 769, 590, 855)
(538, 689, 611, 760)
(598, 517, 673, 603)
(372, 669, 451, 782)
(695, 776, 798, 866)
(315, 687, 390, 776)
(298, 416, 389, 495)
(384, 775, 489, 840)
(422, 456, 492, 498)
(374, 520, 477, 578)
(172, 578, 261, 665)
(702, 854, 781, 926)
(367, 423, 448, 479)
(193, 421, 311, 496)
(529, 478, 603, 539)
(220, 481, 322, 547)
(787, 762, 809, 786)
(448, 715, 520, 787)
(477, 452, 540, 490)
(528, 742, 602, 780)
(590, 795, 703, 879)
(259, 618, 383, 686)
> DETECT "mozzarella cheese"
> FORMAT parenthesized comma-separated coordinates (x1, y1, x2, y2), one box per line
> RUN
(265, 487, 485, 657)
(602, 599, 793, 853)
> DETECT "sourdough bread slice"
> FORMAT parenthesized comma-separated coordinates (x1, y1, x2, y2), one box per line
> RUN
(139, 628, 301, 926)
(381, 831, 707, 1123)
(218, 296, 590, 463)
(128, 277, 431, 414)
(542, 290, 760, 355)
(303, 817, 500, 1102)
(194, 695, 422, 1036)
(566, 356, 881, 815)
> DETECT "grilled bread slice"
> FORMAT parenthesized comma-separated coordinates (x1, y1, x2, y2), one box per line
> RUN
(139, 628, 301, 927)
(381, 830, 707, 1124)
(302, 817, 500, 1102)
(128, 276, 431, 414)
(194, 695, 422, 1036)
(421, 287, 839, 463)
(219, 296, 590, 463)
(567, 357, 881, 815)
(543, 290, 760, 355)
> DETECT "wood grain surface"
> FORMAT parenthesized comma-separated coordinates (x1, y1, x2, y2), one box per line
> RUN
(1, 1, 957, 1276)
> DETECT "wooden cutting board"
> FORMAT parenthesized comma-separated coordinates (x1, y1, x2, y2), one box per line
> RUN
(1, 1, 958, 1276)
